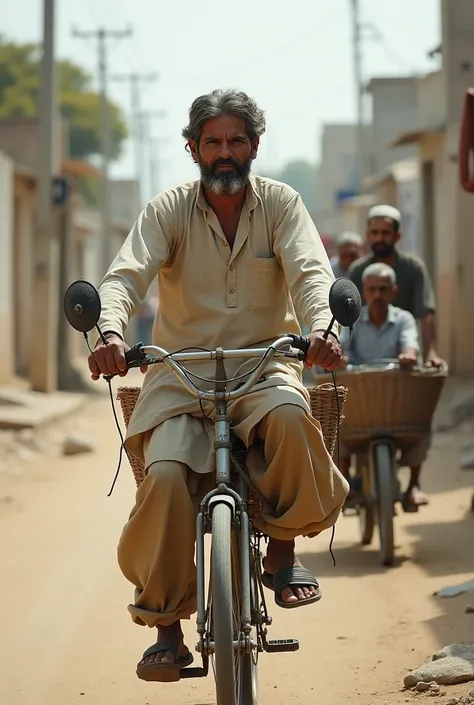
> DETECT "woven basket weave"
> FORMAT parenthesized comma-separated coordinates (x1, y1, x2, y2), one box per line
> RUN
(116, 383, 347, 488)
(315, 367, 447, 446)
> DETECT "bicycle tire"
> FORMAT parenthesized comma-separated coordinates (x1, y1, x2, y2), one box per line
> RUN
(238, 551, 258, 705)
(356, 456, 375, 545)
(374, 443, 395, 566)
(358, 503, 375, 545)
(212, 502, 238, 705)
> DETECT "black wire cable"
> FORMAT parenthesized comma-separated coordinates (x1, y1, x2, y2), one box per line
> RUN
(327, 330, 353, 568)
(84, 333, 126, 496)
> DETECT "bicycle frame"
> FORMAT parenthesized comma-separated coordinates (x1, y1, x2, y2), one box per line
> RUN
(134, 336, 304, 678)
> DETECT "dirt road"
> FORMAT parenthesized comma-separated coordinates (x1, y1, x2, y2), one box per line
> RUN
(0, 390, 473, 705)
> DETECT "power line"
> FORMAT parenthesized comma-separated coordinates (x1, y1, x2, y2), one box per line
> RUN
(72, 25, 132, 275)
(168, 6, 347, 84)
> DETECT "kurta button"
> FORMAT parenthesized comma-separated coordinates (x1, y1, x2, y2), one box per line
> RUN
(229, 265, 234, 271)
(228, 287, 234, 294)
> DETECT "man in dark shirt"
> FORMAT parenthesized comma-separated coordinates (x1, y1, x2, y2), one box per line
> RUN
(348, 204, 444, 511)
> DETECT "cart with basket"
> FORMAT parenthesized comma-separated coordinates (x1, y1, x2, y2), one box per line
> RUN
(315, 360, 448, 566)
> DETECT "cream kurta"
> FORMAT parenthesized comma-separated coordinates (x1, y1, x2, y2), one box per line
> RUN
(98, 175, 336, 466)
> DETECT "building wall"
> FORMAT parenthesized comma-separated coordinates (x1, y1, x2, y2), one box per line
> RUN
(13, 175, 36, 378)
(368, 78, 418, 176)
(316, 124, 362, 235)
(0, 151, 14, 382)
(440, 0, 474, 376)
(417, 71, 445, 128)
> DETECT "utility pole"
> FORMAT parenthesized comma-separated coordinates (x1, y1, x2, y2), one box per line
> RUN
(350, 0, 364, 193)
(112, 72, 158, 199)
(31, 0, 59, 393)
(148, 136, 167, 199)
(139, 109, 166, 202)
(72, 25, 132, 276)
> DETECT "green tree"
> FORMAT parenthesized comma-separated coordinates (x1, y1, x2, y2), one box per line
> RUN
(0, 37, 127, 160)
(263, 159, 318, 217)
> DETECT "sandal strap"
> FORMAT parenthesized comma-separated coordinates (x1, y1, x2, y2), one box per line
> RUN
(142, 642, 180, 660)
(273, 566, 319, 596)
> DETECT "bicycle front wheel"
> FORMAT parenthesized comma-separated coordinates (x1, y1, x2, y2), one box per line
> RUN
(212, 502, 238, 705)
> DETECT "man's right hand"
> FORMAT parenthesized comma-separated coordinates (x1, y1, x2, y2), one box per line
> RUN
(338, 355, 350, 370)
(398, 351, 417, 368)
(88, 334, 130, 381)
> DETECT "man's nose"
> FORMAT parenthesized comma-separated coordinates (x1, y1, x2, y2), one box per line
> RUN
(216, 141, 231, 158)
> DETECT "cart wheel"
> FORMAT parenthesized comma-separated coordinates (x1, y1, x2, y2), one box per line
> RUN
(354, 456, 374, 545)
(358, 501, 375, 545)
(374, 443, 395, 566)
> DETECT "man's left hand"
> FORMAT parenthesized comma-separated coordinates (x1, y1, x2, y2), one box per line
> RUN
(425, 351, 445, 369)
(305, 330, 342, 371)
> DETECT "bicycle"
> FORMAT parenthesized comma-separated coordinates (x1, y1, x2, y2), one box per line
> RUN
(315, 358, 448, 565)
(63, 277, 361, 705)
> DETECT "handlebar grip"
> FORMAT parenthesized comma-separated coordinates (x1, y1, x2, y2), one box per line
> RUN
(125, 342, 146, 365)
(288, 334, 310, 354)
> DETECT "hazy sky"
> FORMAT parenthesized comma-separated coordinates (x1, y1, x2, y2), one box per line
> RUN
(1, 0, 440, 193)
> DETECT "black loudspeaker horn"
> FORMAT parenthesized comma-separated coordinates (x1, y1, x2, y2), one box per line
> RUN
(64, 280, 102, 333)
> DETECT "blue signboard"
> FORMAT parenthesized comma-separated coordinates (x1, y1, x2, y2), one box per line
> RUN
(52, 177, 71, 206)
(335, 188, 357, 208)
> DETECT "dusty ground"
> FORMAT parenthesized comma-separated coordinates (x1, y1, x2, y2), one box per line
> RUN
(0, 383, 473, 705)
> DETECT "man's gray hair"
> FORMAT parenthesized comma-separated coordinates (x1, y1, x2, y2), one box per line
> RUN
(182, 89, 266, 144)
(362, 262, 397, 285)
(337, 231, 363, 247)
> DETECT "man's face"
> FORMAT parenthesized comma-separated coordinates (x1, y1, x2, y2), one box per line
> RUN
(189, 114, 259, 195)
(366, 217, 400, 258)
(338, 243, 362, 272)
(363, 275, 397, 315)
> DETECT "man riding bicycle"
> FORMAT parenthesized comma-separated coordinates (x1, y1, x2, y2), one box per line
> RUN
(339, 263, 431, 511)
(88, 89, 348, 683)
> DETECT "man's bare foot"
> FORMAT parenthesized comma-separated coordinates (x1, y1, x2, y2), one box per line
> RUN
(137, 621, 190, 668)
(264, 538, 320, 605)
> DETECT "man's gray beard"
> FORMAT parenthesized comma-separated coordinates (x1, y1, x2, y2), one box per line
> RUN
(198, 158, 252, 195)
(202, 172, 245, 195)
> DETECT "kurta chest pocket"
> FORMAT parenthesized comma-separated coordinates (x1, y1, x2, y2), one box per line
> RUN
(246, 256, 282, 312)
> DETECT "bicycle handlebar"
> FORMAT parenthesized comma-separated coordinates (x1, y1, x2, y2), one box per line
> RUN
(122, 334, 310, 402)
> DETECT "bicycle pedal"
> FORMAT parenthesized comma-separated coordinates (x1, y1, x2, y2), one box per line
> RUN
(265, 638, 300, 653)
(179, 666, 209, 679)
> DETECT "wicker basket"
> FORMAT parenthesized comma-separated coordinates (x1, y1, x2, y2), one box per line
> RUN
(315, 367, 447, 447)
(116, 383, 347, 488)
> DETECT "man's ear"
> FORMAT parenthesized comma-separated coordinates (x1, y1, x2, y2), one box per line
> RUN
(188, 139, 199, 163)
(250, 137, 260, 160)
(394, 230, 402, 244)
(392, 284, 399, 298)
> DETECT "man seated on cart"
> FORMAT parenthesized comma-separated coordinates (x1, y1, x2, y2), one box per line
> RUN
(339, 262, 431, 512)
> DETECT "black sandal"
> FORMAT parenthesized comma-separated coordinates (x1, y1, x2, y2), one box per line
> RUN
(136, 641, 194, 682)
(262, 565, 322, 609)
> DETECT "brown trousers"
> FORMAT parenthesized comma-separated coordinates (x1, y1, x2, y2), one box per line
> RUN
(117, 403, 348, 628)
